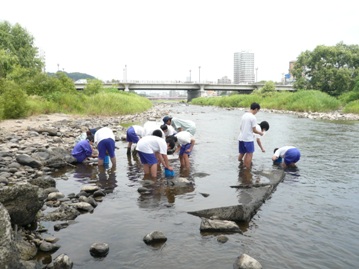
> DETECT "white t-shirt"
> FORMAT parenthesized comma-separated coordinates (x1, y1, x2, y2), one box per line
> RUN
(94, 127, 115, 144)
(136, 136, 167, 154)
(238, 112, 257, 142)
(143, 121, 165, 138)
(274, 146, 295, 157)
(133, 125, 144, 137)
(166, 125, 176, 136)
(254, 124, 262, 139)
(175, 131, 193, 146)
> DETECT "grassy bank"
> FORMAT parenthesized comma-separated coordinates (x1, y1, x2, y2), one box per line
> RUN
(191, 90, 359, 114)
(25, 90, 153, 117)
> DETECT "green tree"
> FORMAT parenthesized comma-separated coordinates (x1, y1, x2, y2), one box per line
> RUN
(83, 79, 103, 95)
(292, 42, 359, 96)
(0, 21, 43, 73)
(0, 48, 18, 79)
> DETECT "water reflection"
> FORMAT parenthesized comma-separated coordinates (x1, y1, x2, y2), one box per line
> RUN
(137, 179, 195, 208)
(97, 165, 117, 193)
(73, 163, 97, 182)
(126, 152, 142, 182)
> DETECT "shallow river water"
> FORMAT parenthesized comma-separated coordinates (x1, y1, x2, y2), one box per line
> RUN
(42, 104, 359, 269)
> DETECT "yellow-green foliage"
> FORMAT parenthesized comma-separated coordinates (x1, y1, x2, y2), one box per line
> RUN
(283, 90, 340, 112)
(24, 90, 152, 116)
(343, 100, 359, 114)
(84, 91, 152, 115)
(83, 79, 103, 95)
(26, 96, 58, 115)
(192, 90, 341, 113)
(0, 80, 29, 119)
(192, 94, 262, 108)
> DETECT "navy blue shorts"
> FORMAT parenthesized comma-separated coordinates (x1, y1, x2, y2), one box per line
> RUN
(284, 148, 301, 165)
(138, 152, 158, 165)
(179, 143, 192, 156)
(126, 126, 140, 143)
(97, 138, 115, 160)
(238, 141, 255, 154)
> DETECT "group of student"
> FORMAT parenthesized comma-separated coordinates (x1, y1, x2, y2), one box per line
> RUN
(72, 102, 299, 180)
(126, 116, 196, 178)
(71, 116, 197, 179)
(238, 102, 301, 169)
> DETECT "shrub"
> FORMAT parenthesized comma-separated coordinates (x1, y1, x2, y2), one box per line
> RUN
(0, 80, 29, 119)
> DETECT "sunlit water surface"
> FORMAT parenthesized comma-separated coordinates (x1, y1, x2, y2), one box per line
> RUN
(41, 104, 359, 269)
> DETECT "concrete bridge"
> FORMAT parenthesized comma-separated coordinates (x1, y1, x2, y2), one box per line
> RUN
(75, 81, 295, 102)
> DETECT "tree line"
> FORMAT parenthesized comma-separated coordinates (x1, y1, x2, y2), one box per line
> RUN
(1, 21, 359, 119)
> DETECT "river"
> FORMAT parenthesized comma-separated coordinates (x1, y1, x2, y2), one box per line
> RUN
(42, 104, 359, 269)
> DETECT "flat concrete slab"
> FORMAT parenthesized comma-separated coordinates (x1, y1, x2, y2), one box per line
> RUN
(188, 169, 285, 222)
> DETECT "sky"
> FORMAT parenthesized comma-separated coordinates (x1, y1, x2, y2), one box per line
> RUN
(1, 0, 358, 83)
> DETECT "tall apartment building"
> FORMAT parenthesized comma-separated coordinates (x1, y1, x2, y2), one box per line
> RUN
(233, 52, 255, 84)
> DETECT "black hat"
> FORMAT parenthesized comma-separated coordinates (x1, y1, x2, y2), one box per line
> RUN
(163, 116, 172, 123)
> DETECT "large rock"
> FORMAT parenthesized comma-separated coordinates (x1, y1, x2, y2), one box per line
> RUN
(16, 154, 42, 169)
(0, 184, 44, 226)
(0, 203, 26, 269)
(45, 148, 77, 168)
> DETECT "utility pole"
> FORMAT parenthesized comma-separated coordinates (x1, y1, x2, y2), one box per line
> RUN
(199, 66, 201, 83)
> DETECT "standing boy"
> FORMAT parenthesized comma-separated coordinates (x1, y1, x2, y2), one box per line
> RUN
(238, 102, 264, 169)
(238, 120, 269, 162)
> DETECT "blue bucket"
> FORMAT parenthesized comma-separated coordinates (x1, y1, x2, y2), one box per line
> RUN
(273, 156, 282, 164)
(164, 168, 175, 177)
(104, 155, 110, 165)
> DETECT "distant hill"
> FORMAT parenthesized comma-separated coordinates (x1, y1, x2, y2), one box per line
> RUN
(47, 72, 96, 81)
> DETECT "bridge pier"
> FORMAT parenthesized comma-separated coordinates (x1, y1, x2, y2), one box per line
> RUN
(187, 89, 201, 102)
(124, 84, 130, 92)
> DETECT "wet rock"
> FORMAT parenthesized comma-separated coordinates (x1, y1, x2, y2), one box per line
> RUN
(200, 218, 242, 233)
(79, 196, 98, 208)
(42, 204, 80, 221)
(143, 231, 167, 244)
(39, 241, 61, 252)
(233, 253, 262, 269)
(89, 242, 109, 257)
(93, 189, 106, 198)
(52, 253, 73, 269)
(81, 185, 100, 193)
(217, 235, 229, 243)
(70, 202, 94, 213)
(54, 222, 69, 231)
